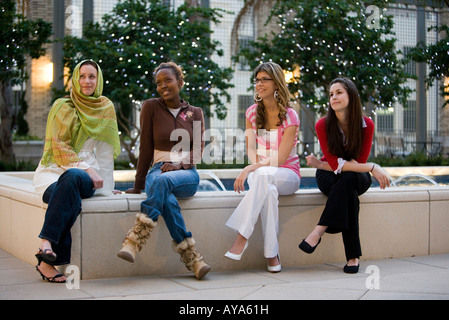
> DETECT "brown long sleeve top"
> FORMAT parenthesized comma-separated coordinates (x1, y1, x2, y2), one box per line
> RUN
(134, 97, 205, 190)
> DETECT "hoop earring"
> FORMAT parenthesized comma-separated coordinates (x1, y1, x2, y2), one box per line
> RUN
(274, 90, 280, 102)
(254, 92, 262, 102)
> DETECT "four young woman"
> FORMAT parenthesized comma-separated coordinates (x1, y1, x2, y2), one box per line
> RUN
(33, 59, 389, 283)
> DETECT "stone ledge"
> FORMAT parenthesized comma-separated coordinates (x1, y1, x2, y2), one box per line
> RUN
(1, 171, 449, 279)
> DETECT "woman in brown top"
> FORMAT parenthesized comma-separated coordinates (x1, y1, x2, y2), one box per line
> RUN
(117, 62, 210, 280)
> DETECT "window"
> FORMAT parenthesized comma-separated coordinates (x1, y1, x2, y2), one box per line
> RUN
(238, 95, 253, 130)
(376, 108, 394, 132)
(403, 46, 416, 76)
(238, 37, 254, 71)
(403, 100, 416, 132)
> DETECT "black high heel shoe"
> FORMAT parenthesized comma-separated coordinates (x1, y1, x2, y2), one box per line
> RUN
(35, 253, 66, 283)
(35, 248, 57, 263)
(298, 238, 321, 254)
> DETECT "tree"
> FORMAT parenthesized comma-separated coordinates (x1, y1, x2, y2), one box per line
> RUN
(61, 0, 234, 166)
(0, 0, 52, 162)
(234, 0, 412, 116)
(408, 25, 449, 107)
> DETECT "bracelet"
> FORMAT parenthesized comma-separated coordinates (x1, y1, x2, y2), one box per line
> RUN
(370, 164, 375, 173)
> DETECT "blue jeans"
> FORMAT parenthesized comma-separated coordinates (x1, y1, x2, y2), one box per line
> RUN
(141, 162, 199, 243)
(39, 169, 95, 265)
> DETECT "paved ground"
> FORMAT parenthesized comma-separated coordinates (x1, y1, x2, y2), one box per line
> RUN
(1, 248, 449, 301)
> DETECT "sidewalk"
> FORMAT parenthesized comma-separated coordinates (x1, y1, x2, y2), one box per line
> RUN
(1, 248, 449, 300)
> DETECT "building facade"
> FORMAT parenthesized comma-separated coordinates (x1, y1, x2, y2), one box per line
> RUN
(19, 0, 449, 158)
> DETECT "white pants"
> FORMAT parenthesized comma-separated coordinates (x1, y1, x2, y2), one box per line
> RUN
(225, 166, 300, 258)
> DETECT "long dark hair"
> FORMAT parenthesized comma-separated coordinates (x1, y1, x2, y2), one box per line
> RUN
(325, 78, 364, 160)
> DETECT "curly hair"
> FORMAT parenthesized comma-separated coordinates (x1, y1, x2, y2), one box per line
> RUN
(154, 61, 185, 87)
(254, 62, 290, 129)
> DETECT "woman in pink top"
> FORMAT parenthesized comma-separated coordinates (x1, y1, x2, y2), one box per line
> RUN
(301, 78, 390, 273)
(225, 62, 301, 272)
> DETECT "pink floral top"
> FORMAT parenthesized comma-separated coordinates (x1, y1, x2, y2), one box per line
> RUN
(246, 104, 301, 177)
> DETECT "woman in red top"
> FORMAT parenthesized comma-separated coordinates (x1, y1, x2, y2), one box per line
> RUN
(301, 78, 390, 273)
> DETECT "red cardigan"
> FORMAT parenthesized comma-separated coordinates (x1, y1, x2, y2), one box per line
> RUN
(315, 116, 374, 172)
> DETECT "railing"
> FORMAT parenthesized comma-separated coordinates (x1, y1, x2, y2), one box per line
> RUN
(375, 132, 449, 158)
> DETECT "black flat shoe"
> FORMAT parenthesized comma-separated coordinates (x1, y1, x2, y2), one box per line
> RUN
(298, 238, 321, 254)
(343, 263, 359, 274)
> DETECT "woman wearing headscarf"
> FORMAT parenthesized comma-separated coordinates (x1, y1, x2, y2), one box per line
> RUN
(33, 60, 121, 283)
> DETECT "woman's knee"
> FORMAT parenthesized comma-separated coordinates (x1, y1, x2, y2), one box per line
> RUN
(151, 173, 172, 189)
(252, 166, 277, 182)
(59, 168, 89, 185)
(338, 172, 361, 188)
(340, 172, 371, 190)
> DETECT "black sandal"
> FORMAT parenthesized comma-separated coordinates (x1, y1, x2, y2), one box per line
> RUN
(35, 265, 66, 283)
(35, 248, 57, 263)
(35, 254, 66, 283)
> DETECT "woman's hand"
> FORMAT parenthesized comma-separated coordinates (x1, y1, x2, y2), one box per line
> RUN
(160, 163, 182, 173)
(306, 154, 321, 169)
(371, 164, 390, 189)
(306, 154, 332, 171)
(86, 167, 104, 189)
(125, 188, 142, 194)
(234, 166, 253, 193)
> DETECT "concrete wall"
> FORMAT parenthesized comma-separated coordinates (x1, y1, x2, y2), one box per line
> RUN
(1, 171, 449, 280)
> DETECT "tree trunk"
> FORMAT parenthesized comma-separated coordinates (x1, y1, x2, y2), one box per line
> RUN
(185, 0, 200, 7)
(0, 80, 15, 163)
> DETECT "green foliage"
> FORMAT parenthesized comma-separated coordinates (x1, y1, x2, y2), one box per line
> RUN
(371, 151, 449, 167)
(0, 0, 52, 84)
(235, 0, 413, 115)
(298, 151, 449, 169)
(61, 0, 234, 120)
(0, 0, 52, 163)
(408, 25, 449, 107)
(0, 159, 37, 171)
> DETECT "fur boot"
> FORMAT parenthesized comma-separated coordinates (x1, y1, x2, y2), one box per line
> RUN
(172, 237, 211, 280)
(117, 213, 157, 263)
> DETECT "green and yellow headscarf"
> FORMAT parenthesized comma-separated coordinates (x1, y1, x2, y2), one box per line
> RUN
(41, 60, 121, 166)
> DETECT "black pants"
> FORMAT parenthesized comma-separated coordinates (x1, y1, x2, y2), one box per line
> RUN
(315, 169, 372, 261)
